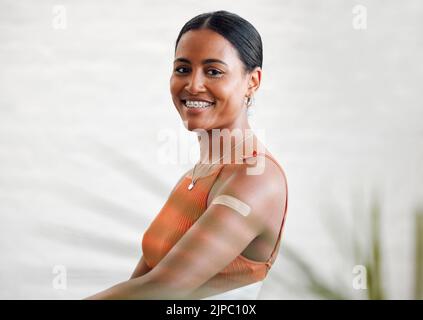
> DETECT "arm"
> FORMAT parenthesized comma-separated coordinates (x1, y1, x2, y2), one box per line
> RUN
(84, 270, 183, 300)
(85, 160, 285, 300)
(84, 168, 193, 299)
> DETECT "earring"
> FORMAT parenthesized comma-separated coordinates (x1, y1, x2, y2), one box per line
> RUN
(246, 95, 254, 117)
(246, 95, 253, 107)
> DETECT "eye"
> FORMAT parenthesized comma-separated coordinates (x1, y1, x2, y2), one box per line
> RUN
(174, 66, 189, 74)
(207, 69, 223, 77)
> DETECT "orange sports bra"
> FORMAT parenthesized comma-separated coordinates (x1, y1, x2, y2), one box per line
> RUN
(141, 152, 288, 298)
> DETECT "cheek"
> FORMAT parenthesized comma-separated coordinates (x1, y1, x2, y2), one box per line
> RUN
(170, 73, 190, 92)
(169, 76, 184, 111)
(214, 78, 245, 104)
(169, 75, 180, 95)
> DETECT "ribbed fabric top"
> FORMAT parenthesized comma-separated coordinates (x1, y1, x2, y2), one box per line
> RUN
(141, 152, 288, 297)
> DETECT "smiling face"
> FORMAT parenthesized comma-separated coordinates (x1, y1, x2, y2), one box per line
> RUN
(170, 29, 259, 132)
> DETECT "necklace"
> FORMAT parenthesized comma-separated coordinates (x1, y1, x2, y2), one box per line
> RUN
(187, 133, 254, 191)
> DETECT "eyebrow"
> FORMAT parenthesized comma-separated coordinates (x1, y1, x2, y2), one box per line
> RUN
(173, 57, 228, 66)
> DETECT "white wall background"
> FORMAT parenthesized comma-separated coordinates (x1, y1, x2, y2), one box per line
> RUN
(0, 0, 422, 299)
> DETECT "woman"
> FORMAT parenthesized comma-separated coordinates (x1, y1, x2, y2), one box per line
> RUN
(86, 10, 288, 300)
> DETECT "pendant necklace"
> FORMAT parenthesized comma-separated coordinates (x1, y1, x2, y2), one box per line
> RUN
(188, 134, 255, 191)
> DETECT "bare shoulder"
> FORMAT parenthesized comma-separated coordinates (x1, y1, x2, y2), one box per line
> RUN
(223, 153, 286, 192)
(210, 153, 287, 228)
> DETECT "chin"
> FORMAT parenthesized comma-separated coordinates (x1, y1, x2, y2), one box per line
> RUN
(181, 119, 210, 132)
(184, 123, 206, 132)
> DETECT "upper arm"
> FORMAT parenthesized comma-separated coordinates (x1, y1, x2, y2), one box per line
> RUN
(145, 159, 285, 295)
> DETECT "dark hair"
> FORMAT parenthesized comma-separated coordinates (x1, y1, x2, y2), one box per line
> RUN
(174, 10, 263, 74)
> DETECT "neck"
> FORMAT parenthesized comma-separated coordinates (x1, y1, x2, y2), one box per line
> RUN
(196, 121, 257, 165)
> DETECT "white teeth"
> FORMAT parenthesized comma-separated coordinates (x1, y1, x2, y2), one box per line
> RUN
(184, 100, 214, 108)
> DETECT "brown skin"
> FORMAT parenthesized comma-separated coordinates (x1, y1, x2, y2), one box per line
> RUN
(84, 29, 286, 300)
(170, 29, 262, 165)
(170, 28, 261, 132)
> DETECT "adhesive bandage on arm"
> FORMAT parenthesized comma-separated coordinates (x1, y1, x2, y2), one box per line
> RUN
(211, 195, 251, 217)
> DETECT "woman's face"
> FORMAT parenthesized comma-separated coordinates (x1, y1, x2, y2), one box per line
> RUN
(170, 29, 259, 131)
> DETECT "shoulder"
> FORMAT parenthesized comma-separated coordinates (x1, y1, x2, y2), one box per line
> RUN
(224, 153, 286, 195)
(212, 153, 287, 229)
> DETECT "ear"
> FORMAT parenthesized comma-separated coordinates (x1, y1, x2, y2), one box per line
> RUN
(247, 67, 262, 96)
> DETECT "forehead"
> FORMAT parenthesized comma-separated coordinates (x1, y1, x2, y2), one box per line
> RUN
(175, 29, 241, 66)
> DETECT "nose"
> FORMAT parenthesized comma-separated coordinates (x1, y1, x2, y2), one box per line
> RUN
(185, 69, 205, 94)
